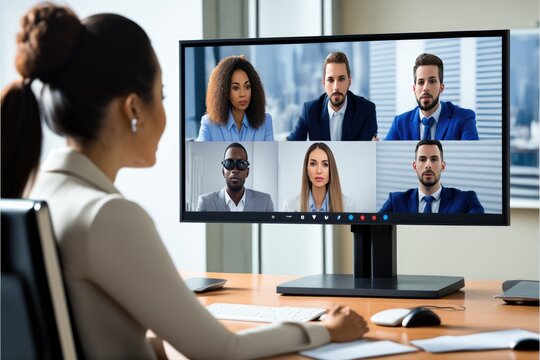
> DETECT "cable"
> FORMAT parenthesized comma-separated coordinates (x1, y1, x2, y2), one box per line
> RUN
(417, 305, 466, 311)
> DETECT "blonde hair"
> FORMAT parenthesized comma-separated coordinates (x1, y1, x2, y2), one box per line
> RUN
(299, 143, 344, 212)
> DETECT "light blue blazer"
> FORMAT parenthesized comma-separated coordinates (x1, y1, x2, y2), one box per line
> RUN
(196, 111, 274, 141)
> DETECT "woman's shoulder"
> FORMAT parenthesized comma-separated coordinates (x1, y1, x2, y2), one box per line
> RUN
(63, 191, 152, 235)
(46, 183, 152, 235)
(200, 113, 215, 125)
(90, 195, 153, 227)
(197, 114, 224, 141)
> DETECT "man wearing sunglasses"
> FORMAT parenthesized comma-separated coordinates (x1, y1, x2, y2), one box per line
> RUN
(196, 142, 274, 211)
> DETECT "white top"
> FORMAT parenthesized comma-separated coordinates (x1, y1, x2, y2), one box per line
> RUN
(282, 193, 357, 212)
(30, 147, 330, 359)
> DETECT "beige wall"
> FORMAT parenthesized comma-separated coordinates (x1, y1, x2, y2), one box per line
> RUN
(339, 0, 539, 34)
(397, 209, 539, 280)
(334, 209, 539, 280)
(334, 0, 540, 280)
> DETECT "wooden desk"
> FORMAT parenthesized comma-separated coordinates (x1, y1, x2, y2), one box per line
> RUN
(170, 272, 539, 360)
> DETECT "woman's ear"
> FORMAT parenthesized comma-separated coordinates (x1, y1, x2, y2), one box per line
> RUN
(123, 93, 140, 133)
(123, 93, 140, 120)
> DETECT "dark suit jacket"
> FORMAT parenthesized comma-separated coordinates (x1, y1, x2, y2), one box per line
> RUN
(385, 101, 479, 140)
(196, 188, 274, 212)
(287, 91, 377, 141)
(379, 186, 484, 213)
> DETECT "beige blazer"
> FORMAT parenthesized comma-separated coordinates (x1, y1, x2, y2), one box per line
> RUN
(30, 148, 329, 360)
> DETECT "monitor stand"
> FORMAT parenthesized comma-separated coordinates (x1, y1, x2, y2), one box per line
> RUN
(277, 224, 464, 298)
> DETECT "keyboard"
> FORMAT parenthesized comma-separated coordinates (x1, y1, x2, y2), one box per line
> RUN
(206, 302, 327, 323)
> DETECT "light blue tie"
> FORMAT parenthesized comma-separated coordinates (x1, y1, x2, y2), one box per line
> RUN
(421, 117, 435, 140)
(423, 195, 435, 213)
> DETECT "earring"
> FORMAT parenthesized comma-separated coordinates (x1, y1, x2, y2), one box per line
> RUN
(131, 118, 138, 133)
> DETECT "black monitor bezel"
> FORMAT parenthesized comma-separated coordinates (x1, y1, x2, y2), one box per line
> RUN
(179, 29, 510, 226)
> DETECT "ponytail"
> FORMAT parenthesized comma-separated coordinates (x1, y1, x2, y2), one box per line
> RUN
(1, 80, 41, 198)
(1, 3, 81, 198)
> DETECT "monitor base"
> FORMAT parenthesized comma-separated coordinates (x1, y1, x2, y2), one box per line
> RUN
(277, 274, 464, 298)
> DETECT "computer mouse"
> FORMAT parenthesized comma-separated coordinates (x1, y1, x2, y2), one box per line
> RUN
(512, 338, 540, 351)
(370, 308, 412, 326)
(401, 307, 441, 327)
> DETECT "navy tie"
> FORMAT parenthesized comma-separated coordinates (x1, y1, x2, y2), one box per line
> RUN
(423, 195, 435, 213)
(421, 117, 435, 140)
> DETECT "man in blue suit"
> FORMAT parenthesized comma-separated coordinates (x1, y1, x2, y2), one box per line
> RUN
(287, 51, 377, 141)
(379, 140, 484, 213)
(385, 53, 479, 140)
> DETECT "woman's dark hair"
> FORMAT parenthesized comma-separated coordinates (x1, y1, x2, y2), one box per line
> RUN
(1, 2, 157, 198)
(205, 55, 266, 128)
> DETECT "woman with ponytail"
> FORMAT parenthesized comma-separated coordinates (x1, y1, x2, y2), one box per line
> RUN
(1, 3, 368, 359)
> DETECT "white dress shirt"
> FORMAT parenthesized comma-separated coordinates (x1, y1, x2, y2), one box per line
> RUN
(418, 186, 443, 213)
(327, 95, 348, 141)
(225, 188, 247, 211)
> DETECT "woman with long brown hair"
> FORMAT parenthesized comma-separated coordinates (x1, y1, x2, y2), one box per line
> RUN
(196, 55, 274, 141)
(283, 142, 357, 212)
(2, 3, 367, 359)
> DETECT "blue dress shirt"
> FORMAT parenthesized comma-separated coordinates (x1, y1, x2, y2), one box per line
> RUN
(309, 191, 329, 212)
(196, 110, 274, 141)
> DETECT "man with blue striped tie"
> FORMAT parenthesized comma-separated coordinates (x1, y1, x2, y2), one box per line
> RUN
(385, 53, 479, 141)
(379, 140, 484, 214)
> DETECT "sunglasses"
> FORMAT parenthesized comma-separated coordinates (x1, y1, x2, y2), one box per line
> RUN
(221, 159, 250, 171)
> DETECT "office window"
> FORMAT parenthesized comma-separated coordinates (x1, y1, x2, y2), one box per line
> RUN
(369, 41, 396, 138)
(475, 37, 503, 140)
(509, 30, 539, 205)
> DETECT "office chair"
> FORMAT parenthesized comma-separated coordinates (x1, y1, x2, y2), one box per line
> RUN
(1, 199, 79, 359)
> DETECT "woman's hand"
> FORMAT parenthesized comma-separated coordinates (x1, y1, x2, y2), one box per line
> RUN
(321, 305, 369, 342)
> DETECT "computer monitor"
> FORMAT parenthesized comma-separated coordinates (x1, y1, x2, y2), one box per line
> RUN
(179, 30, 509, 298)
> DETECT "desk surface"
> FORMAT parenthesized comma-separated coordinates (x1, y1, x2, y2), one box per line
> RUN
(170, 272, 539, 360)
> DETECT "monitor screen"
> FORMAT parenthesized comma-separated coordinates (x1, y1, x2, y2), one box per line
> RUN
(180, 30, 509, 227)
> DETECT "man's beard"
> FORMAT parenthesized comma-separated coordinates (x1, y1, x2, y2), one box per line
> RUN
(418, 171, 439, 188)
(330, 91, 345, 107)
(416, 93, 440, 112)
